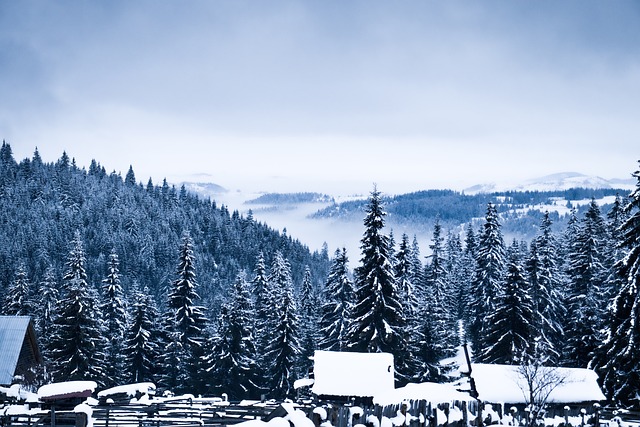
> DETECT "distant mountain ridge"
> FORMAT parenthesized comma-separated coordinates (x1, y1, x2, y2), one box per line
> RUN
(464, 172, 635, 195)
(174, 171, 634, 257)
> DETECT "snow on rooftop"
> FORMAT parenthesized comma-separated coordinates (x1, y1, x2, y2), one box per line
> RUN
(467, 364, 606, 404)
(373, 382, 473, 406)
(311, 350, 394, 398)
(38, 381, 97, 400)
(97, 382, 156, 398)
(293, 378, 315, 390)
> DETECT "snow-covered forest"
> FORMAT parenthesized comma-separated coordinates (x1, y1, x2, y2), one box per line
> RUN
(2, 143, 640, 409)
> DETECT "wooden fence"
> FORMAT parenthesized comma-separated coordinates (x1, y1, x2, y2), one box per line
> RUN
(2, 399, 636, 427)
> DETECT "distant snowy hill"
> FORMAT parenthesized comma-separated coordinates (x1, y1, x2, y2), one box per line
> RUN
(464, 172, 635, 194)
(174, 172, 634, 257)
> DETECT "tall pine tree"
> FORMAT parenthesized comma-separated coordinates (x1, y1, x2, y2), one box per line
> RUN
(165, 233, 209, 393)
(49, 231, 106, 384)
(479, 243, 535, 364)
(124, 284, 160, 383)
(100, 249, 127, 387)
(564, 199, 609, 367)
(264, 251, 301, 399)
(525, 212, 565, 363)
(209, 272, 259, 400)
(318, 248, 354, 352)
(594, 162, 640, 406)
(346, 187, 409, 385)
(468, 203, 506, 356)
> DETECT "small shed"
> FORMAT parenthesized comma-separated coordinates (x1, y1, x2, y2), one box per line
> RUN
(311, 350, 395, 403)
(0, 316, 42, 386)
(465, 363, 606, 405)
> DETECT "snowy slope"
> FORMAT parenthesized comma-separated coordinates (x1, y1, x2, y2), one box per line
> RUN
(465, 172, 635, 195)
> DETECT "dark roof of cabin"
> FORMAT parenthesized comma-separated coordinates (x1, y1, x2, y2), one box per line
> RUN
(0, 316, 41, 385)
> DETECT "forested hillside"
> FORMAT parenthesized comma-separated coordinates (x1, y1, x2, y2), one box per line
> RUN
(0, 143, 330, 309)
(3, 141, 640, 409)
(311, 188, 627, 240)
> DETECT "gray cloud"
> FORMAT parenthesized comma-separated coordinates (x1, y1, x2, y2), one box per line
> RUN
(3, 0, 639, 191)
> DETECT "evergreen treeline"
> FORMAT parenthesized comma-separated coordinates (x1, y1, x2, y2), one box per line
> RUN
(311, 187, 626, 239)
(0, 142, 329, 396)
(245, 192, 334, 205)
(3, 142, 640, 409)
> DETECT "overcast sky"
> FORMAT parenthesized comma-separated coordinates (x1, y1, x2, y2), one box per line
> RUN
(2, 1, 639, 195)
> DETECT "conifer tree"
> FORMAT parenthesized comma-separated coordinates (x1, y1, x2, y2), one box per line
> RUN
(525, 212, 565, 363)
(425, 221, 458, 358)
(395, 233, 420, 320)
(100, 249, 127, 387)
(49, 231, 106, 383)
(264, 251, 301, 399)
(595, 162, 640, 406)
(298, 266, 318, 377)
(318, 248, 354, 351)
(468, 203, 506, 355)
(3, 263, 33, 316)
(564, 199, 609, 367)
(346, 187, 409, 384)
(124, 284, 159, 383)
(165, 233, 209, 393)
(410, 235, 424, 289)
(479, 243, 535, 364)
(35, 267, 59, 361)
(209, 272, 259, 399)
(251, 252, 276, 390)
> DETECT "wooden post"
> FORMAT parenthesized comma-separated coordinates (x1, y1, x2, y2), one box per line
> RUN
(593, 403, 601, 427)
(462, 401, 468, 427)
(51, 406, 56, 427)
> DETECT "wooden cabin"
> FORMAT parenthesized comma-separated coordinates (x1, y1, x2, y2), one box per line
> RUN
(310, 350, 395, 405)
(0, 316, 42, 387)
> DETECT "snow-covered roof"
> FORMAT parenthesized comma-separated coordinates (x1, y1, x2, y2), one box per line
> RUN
(97, 383, 156, 398)
(374, 382, 473, 406)
(465, 364, 606, 404)
(311, 350, 394, 398)
(38, 381, 97, 401)
(0, 316, 41, 385)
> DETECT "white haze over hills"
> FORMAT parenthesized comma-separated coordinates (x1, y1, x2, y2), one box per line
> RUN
(175, 172, 636, 261)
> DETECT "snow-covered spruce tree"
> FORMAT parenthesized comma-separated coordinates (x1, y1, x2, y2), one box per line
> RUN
(425, 220, 458, 353)
(264, 251, 301, 400)
(49, 231, 106, 384)
(395, 233, 423, 382)
(396, 233, 420, 321)
(456, 224, 478, 332)
(479, 242, 535, 364)
(564, 199, 609, 367)
(124, 284, 160, 383)
(165, 232, 209, 394)
(298, 265, 318, 377)
(415, 224, 457, 382)
(594, 162, 640, 406)
(525, 212, 565, 364)
(467, 203, 506, 356)
(209, 272, 259, 400)
(100, 249, 127, 387)
(34, 267, 59, 361)
(3, 263, 33, 316)
(600, 194, 630, 310)
(318, 248, 354, 352)
(250, 251, 273, 390)
(410, 235, 424, 289)
(346, 187, 410, 385)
